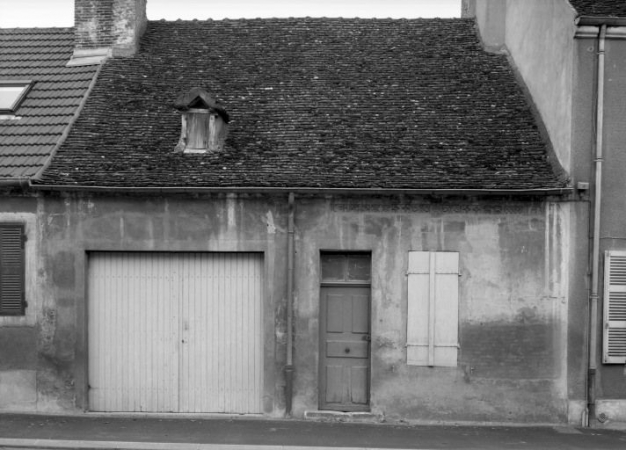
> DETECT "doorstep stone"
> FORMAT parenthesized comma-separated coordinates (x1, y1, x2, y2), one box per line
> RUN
(304, 410, 383, 423)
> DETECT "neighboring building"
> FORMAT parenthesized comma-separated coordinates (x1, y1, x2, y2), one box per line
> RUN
(0, 26, 98, 410)
(465, 0, 626, 429)
(5, 0, 624, 428)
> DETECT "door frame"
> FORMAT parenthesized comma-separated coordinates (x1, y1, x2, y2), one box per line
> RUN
(318, 252, 372, 412)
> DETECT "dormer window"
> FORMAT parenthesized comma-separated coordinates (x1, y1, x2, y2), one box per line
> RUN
(0, 80, 32, 114)
(174, 88, 229, 153)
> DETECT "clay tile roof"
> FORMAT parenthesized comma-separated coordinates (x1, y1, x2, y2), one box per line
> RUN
(0, 27, 98, 180)
(38, 18, 568, 191)
(568, 0, 626, 17)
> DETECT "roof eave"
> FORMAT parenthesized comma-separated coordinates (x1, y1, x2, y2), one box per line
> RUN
(30, 184, 574, 197)
(576, 15, 626, 26)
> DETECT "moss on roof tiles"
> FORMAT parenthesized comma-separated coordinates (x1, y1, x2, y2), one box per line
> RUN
(40, 18, 567, 190)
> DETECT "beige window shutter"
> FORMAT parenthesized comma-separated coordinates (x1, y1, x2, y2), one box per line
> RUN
(407, 251, 459, 367)
(603, 250, 626, 364)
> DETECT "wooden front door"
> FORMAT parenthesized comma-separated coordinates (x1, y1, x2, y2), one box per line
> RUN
(320, 284, 371, 411)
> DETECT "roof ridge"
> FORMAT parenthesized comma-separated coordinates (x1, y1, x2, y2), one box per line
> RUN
(147, 17, 473, 24)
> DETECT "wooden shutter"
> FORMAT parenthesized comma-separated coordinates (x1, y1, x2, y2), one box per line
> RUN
(407, 251, 459, 367)
(603, 250, 626, 364)
(0, 224, 26, 316)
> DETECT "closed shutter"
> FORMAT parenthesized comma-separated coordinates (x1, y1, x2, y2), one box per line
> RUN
(603, 250, 626, 364)
(0, 224, 25, 316)
(407, 251, 459, 367)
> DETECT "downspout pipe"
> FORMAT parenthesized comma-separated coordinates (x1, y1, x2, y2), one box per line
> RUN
(588, 23, 607, 427)
(284, 192, 295, 416)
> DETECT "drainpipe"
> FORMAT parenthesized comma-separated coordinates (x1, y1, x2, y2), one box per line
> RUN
(587, 23, 607, 427)
(284, 192, 295, 416)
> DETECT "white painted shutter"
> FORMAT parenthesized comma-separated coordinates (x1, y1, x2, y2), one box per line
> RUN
(407, 251, 459, 367)
(603, 251, 626, 364)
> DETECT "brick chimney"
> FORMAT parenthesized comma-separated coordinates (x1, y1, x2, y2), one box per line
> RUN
(69, 0, 147, 65)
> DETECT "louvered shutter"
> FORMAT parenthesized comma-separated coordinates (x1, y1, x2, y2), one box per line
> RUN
(407, 251, 459, 367)
(603, 250, 626, 364)
(0, 224, 26, 316)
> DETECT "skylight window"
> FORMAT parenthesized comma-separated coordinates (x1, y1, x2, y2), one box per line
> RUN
(0, 81, 32, 114)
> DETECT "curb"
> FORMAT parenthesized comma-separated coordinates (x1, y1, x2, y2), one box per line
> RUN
(0, 439, 428, 450)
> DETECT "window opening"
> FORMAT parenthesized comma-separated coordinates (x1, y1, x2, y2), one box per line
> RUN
(0, 80, 32, 114)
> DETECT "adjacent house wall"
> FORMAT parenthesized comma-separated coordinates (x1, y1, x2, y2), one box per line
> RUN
(503, 0, 577, 173)
(472, 0, 507, 50)
(471, 0, 576, 172)
(588, 35, 626, 425)
(0, 196, 41, 412)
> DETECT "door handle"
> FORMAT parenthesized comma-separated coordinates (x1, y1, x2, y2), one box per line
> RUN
(362, 335, 371, 342)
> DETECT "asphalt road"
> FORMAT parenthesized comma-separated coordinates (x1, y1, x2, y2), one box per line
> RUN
(0, 413, 626, 449)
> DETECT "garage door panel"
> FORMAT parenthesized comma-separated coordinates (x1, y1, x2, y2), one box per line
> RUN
(88, 252, 262, 413)
(179, 253, 263, 413)
(89, 253, 180, 412)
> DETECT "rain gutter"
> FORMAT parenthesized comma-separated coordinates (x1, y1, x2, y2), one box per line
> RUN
(576, 16, 626, 27)
(29, 184, 573, 197)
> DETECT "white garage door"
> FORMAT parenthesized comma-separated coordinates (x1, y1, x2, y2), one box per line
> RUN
(88, 252, 263, 413)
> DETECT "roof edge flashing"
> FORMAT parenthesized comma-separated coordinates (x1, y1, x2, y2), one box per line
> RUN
(575, 24, 626, 39)
(66, 48, 111, 67)
(0, 177, 31, 189)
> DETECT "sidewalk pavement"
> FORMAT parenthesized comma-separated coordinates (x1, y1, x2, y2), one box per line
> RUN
(1, 413, 626, 450)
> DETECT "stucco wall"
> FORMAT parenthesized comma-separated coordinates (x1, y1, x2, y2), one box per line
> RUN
(473, 0, 507, 50)
(291, 197, 568, 423)
(504, 0, 576, 171)
(0, 196, 43, 411)
(0, 194, 570, 423)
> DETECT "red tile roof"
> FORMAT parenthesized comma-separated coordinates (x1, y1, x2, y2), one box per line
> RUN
(568, 0, 626, 17)
(0, 28, 98, 180)
(38, 19, 568, 191)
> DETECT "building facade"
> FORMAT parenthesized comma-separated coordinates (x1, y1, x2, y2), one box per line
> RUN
(6, 0, 625, 427)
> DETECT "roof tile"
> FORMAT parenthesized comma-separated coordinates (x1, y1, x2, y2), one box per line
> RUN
(0, 144, 56, 156)
(39, 19, 567, 191)
(568, 0, 626, 16)
(0, 27, 98, 179)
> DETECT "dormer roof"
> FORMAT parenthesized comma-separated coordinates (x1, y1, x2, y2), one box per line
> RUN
(174, 87, 229, 122)
(37, 18, 568, 192)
